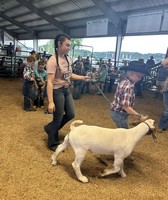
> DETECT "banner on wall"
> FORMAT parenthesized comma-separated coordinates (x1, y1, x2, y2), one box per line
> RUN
(161, 10, 168, 31)
(86, 19, 108, 36)
(126, 11, 162, 33)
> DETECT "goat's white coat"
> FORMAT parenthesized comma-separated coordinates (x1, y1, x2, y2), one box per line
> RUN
(51, 119, 156, 183)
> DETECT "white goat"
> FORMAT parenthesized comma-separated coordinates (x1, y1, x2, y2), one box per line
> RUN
(51, 119, 156, 183)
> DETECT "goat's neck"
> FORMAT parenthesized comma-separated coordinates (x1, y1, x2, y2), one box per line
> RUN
(130, 123, 149, 147)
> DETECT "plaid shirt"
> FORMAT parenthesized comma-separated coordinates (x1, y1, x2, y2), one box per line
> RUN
(23, 65, 35, 81)
(111, 78, 135, 113)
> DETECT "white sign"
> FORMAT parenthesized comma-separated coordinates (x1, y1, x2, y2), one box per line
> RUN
(161, 10, 168, 31)
(126, 11, 162, 33)
(87, 19, 108, 36)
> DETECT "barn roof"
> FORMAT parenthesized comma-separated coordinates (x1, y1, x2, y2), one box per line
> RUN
(0, 0, 168, 40)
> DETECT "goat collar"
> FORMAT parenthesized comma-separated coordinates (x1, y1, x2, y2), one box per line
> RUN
(143, 121, 151, 130)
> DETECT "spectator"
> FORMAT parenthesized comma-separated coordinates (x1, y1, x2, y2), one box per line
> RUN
(73, 62, 83, 99)
(42, 51, 47, 59)
(154, 65, 168, 98)
(7, 42, 14, 56)
(97, 64, 107, 95)
(34, 60, 47, 108)
(157, 57, 168, 132)
(0, 56, 6, 68)
(146, 55, 155, 70)
(106, 59, 118, 93)
(30, 50, 38, 69)
(83, 56, 90, 71)
(17, 58, 23, 78)
(134, 58, 145, 98)
(23, 56, 36, 111)
(72, 55, 83, 72)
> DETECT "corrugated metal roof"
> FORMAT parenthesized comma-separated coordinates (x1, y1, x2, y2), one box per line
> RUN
(0, 0, 168, 40)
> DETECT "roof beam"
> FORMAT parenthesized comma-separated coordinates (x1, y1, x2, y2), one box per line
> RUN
(15, 0, 67, 33)
(12, 11, 32, 20)
(0, 13, 35, 36)
(92, 0, 121, 30)
(53, 6, 98, 18)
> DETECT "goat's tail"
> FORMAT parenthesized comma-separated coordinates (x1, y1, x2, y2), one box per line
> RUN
(70, 120, 83, 130)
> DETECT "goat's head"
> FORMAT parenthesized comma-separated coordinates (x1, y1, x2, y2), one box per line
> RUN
(144, 119, 157, 140)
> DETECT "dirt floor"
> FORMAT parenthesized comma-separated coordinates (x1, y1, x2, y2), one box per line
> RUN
(0, 78, 168, 200)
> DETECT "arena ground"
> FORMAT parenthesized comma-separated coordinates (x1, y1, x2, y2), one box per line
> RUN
(0, 78, 168, 200)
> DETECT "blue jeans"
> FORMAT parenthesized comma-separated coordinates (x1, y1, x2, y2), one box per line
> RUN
(73, 83, 82, 99)
(23, 79, 35, 110)
(110, 109, 129, 128)
(45, 87, 75, 147)
(158, 91, 168, 129)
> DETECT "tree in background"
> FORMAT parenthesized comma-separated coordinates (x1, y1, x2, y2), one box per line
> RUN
(39, 38, 83, 55)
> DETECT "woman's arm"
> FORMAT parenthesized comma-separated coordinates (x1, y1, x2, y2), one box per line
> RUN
(71, 73, 90, 81)
(47, 73, 55, 113)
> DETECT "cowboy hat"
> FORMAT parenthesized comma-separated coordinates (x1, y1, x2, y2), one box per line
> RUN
(120, 61, 150, 76)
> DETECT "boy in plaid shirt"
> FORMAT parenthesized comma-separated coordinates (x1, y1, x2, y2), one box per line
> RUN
(110, 61, 149, 128)
(23, 56, 36, 111)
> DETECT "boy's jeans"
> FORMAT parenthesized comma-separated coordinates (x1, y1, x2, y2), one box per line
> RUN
(110, 109, 129, 129)
(23, 79, 35, 109)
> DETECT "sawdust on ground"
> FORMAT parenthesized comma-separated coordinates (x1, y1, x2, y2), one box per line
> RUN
(0, 78, 168, 200)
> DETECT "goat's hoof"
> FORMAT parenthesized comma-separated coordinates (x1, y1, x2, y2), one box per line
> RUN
(52, 160, 57, 165)
(99, 170, 108, 177)
(78, 176, 89, 183)
(120, 173, 127, 178)
(99, 172, 106, 177)
(100, 168, 114, 177)
(51, 158, 57, 165)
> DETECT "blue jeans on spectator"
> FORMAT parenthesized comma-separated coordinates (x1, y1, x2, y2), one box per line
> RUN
(44, 87, 75, 148)
(34, 85, 46, 107)
(158, 91, 168, 130)
(73, 82, 82, 99)
(110, 109, 129, 128)
(23, 79, 35, 110)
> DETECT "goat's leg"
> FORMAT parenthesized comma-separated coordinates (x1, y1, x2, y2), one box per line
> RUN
(72, 149, 88, 183)
(118, 162, 127, 178)
(51, 137, 69, 165)
(100, 157, 124, 177)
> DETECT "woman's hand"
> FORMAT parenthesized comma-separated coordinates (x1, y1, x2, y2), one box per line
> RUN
(83, 76, 91, 81)
(48, 102, 55, 113)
